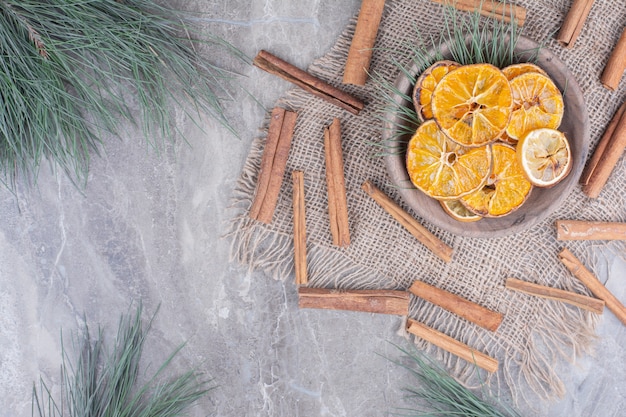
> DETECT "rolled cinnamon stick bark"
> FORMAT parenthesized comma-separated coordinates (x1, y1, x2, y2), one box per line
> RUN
(254, 50, 364, 115)
(343, 0, 386, 85)
(580, 101, 626, 188)
(292, 171, 308, 286)
(601, 27, 626, 91)
(409, 280, 503, 331)
(556, 0, 595, 48)
(250, 108, 298, 224)
(581, 100, 626, 198)
(324, 119, 350, 247)
(556, 220, 626, 241)
(361, 181, 453, 262)
(430, 0, 526, 26)
(559, 248, 626, 326)
(506, 278, 605, 314)
(406, 318, 499, 373)
(298, 287, 410, 315)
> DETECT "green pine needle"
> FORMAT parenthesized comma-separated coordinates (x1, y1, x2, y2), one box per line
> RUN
(372, 1, 540, 156)
(388, 344, 522, 417)
(0, 0, 247, 188)
(32, 304, 214, 417)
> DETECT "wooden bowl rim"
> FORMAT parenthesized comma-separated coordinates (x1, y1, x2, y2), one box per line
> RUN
(383, 35, 590, 238)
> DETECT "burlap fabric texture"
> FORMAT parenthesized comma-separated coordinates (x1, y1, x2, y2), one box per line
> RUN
(229, 0, 626, 403)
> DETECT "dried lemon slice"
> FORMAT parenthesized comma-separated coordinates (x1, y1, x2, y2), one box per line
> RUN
(440, 199, 482, 222)
(462, 143, 532, 217)
(502, 63, 547, 81)
(406, 120, 492, 200)
(517, 128, 572, 187)
(431, 63, 513, 147)
(413, 60, 461, 121)
(506, 72, 564, 141)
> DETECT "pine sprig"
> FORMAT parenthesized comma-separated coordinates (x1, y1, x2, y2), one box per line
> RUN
(32, 304, 213, 417)
(388, 344, 522, 417)
(372, 1, 539, 156)
(0, 0, 247, 188)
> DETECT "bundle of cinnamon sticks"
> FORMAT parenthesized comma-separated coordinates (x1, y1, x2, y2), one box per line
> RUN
(247, 0, 626, 381)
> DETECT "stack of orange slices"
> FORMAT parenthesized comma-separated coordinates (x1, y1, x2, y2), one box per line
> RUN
(408, 61, 572, 222)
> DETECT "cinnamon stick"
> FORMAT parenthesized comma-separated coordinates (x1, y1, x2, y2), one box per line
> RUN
(361, 181, 453, 262)
(409, 280, 503, 331)
(343, 0, 386, 86)
(298, 287, 410, 315)
(250, 108, 298, 223)
(292, 171, 308, 286)
(324, 119, 351, 247)
(253, 50, 365, 115)
(559, 248, 626, 326)
(406, 318, 499, 373)
(506, 278, 605, 314)
(581, 100, 626, 198)
(430, 0, 526, 27)
(580, 101, 626, 187)
(600, 27, 626, 90)
(556, 0, 595, 48)
(556, 220, 626, 241)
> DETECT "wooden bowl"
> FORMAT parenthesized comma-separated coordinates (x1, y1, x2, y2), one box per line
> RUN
(383, 35, 590, 238)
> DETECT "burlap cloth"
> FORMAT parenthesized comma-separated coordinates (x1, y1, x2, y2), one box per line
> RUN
(229, 0, 626, 404)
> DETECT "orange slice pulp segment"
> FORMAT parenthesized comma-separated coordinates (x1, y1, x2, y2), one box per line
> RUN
(406, 120, 492, 200)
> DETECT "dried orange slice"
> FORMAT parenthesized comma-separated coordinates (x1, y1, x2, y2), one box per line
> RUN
(517, 128, 572, 187)
(406, 120, 492, 200)
(440, 199, 482, 222)
(431, 63, 513, 147)
(506, 72, 564, 141)
(502, 63, 547, 81)
(413, 60, 461, 121)
(498, 130, 518, 145)
(462, 143, 532, 217)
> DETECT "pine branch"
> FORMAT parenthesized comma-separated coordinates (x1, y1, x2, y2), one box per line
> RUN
(32, 304, 214, 417)
(0, 0, 247, 188)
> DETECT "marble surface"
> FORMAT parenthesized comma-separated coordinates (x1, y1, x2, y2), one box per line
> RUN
(1, 1, 624, 416)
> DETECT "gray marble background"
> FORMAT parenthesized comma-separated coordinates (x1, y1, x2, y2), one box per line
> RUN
(1, 1, 624, 416)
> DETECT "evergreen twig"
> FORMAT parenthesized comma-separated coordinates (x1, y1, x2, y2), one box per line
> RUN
(0, 0, 247, 188)
(388, 343, 522, 417)
(32, 303, 213, 417)
(372, 1, 536, 156)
